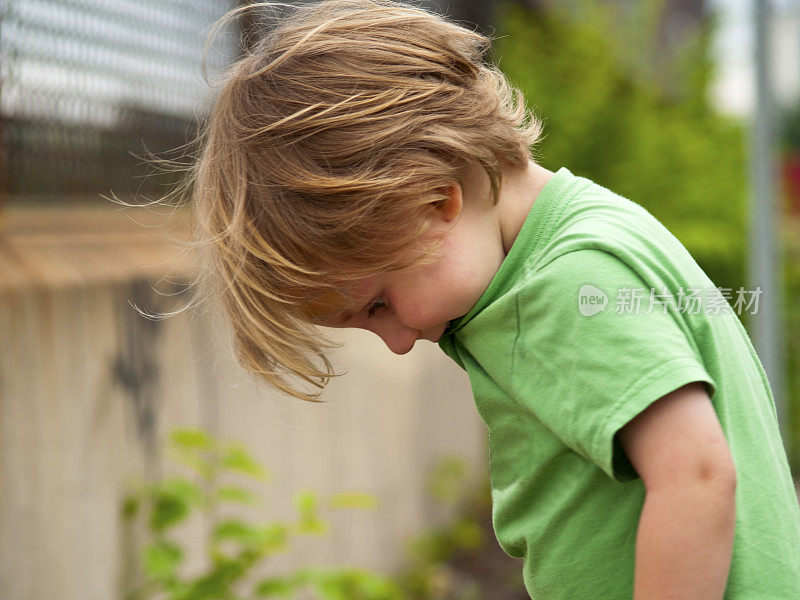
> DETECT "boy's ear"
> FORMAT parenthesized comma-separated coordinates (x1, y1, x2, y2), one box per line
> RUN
(432, 182, 463, 222)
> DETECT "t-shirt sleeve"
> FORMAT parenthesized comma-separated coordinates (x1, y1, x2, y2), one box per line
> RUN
(511, 248, 717, 483)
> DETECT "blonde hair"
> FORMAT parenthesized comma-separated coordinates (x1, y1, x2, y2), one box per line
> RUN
(190, 0, 543, 401)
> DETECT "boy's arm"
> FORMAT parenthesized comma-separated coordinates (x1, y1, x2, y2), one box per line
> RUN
(617, 381, 737, 600)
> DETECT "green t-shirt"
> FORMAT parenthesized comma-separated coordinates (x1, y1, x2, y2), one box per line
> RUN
(439, 167, 800, 599)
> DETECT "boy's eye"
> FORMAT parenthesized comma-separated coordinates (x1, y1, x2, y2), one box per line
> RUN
(367, 297, 387, 318)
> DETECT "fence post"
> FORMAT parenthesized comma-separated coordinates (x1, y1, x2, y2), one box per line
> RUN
(748, 0, 788, 445)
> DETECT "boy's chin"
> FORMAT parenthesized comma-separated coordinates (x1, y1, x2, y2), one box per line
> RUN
(422, 323, 449, 344)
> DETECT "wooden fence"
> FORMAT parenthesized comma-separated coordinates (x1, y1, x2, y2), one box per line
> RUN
(0, 205, 485, 599)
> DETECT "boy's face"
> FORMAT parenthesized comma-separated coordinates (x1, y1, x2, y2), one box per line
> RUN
(316, 181, 506, 354)
(318, 250, 477, 354)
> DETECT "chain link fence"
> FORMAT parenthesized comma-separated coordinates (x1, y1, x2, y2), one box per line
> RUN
(0, 0, 491, 203)
(0, 0, 238, 202)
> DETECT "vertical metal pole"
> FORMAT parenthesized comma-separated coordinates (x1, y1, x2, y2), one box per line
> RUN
(749, 0, 788, 441)
(0, 0, 8, 220)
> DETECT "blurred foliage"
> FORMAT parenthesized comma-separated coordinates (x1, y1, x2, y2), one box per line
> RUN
(494, 0, 800, 468)
(396, 456, 527, 600)
(782, 103, 800, 153)
(398, 457, 485, 600)
(781, 99, 800, 464)
(123, 429, 526, 600)
(123, 427, 403, 600)
(785, 219, 800, 469)
(494, 0, 746, 292)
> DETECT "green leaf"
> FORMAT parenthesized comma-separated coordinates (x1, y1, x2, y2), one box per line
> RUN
(142, 540, 183, 581)
(295, 517, 328, 536)
(303, 566, 409, 600)
(294, 490, 329, 536)
(216, 485, 261, 506)
(163, 477, 207, 504)
(255, 567, 317, 596)
(428, 457, 468, 505)
(148, 478, 205, 532)
(179, 558, 246, 599)
(254, 576, 300, 597)
(212, 519, 291, 555)
(150, 496, 187, 533)
(451, 518, 482, 550)
(121, 494, 140, 520)
(328, 492, 378, 510)
(167, 447, 214, 481)
(213, 519, 259, 544)
(169, 427, 215, 451)
(220, 445, 269, 481)
(405, 529, 453, 565)
(294, 490, 318, 518)
(260, 522, 290, 554)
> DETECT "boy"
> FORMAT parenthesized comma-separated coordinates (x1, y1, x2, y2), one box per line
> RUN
(190, 0, 800, 597)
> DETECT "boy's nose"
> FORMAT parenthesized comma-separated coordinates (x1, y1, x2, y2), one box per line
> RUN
(370, 322, 419, 355)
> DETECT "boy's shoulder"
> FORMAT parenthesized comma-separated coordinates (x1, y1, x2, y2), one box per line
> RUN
(442, 167, 716, 345)
(506, 169, 699, 285)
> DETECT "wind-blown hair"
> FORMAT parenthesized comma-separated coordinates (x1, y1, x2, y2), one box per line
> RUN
(191, 0, 543, 401)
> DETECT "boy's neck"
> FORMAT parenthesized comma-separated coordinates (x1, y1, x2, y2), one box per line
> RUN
(450, 159, 555, 283)
(496, 160, 555, 255)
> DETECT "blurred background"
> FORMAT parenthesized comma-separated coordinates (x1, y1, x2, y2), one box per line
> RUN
(0, 0, 798, 598)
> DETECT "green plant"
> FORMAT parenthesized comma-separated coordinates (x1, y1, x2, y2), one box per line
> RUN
(779, 103, 800, 467)
(396, 457, 482, 600)
(395, 457, 527, 600)
(781, 103, 800, 153)
(122, 427, 407, 600)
